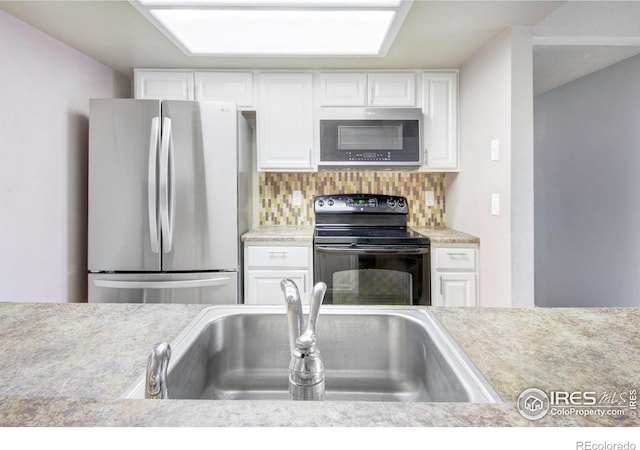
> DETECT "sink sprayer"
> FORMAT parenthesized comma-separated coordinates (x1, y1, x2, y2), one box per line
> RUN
(281, 279, 327, 401)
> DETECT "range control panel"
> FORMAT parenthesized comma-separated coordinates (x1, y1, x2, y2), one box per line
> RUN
(314, 194, 409, 214)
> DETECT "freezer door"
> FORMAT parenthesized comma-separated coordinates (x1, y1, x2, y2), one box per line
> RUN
(160, 101, 239, 271)
(88, 272, 238, 304)
(88, 99, 161, 272)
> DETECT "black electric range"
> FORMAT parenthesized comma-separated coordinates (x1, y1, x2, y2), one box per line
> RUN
(313, 194, 431, 306)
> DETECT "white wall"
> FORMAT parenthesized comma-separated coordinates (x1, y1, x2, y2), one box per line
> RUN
(445, 28, 535, 308)
(0, 10, 130, 302)
(534, 53, 640, 307)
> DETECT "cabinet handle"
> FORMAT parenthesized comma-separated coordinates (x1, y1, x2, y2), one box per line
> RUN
(439, 275, 443, 296)
(447, 252, 467, 257)
(267, 251, 288, 256)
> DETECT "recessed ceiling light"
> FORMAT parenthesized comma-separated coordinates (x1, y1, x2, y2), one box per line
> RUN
(131, 1, 412, 57)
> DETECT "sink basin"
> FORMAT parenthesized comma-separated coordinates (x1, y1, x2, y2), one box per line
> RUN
(123, 306, 502, 403)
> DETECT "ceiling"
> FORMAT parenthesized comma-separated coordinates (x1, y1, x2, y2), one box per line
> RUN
(4, 0, 639, 95)
(0, 0, 563, 78)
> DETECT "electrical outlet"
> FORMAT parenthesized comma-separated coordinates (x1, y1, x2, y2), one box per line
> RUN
(425, 190, 435, 208)
(292, 190, 302, 206)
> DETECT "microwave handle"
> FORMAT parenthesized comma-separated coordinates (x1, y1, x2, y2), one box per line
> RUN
(315, 246, 430, 255)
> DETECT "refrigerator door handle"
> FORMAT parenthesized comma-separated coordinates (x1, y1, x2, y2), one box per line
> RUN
(159, 117, 174, 253)
(147, 117, 161, 254)
(93, 277, 233, 289)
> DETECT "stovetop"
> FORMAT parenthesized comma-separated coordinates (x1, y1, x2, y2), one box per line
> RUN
(313, 194, 430, 246)
(314, 226, 430, 246)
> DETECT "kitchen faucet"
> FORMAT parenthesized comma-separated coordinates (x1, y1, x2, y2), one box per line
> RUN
(145, 342, 171, 399)
(280, 279, 327, 401)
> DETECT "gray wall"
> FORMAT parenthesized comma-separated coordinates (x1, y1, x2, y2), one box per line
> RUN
(0, 10, 130, 302)
(534, 53, 640, 307)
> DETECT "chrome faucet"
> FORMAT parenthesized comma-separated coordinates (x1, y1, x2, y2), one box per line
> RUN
(145, 342, 171, 399)
(281, 279, 327, 401)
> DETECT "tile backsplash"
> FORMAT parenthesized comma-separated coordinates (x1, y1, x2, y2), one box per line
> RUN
(259, 171, 446, 227)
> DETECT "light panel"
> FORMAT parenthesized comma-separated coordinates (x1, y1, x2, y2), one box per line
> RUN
(131, 1, 412, 56)
(150, 9, 395, 55)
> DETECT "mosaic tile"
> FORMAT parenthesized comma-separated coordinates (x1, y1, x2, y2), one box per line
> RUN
(259, 171, 446, 227)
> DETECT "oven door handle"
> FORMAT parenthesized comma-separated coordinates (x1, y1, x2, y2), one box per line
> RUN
(315, 245, 430, 255)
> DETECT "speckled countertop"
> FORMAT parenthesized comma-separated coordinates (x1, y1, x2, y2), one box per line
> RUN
(241, 225, 314, 243)
(241, 225, 479, 245)
(0, 303, 637, 427)
(411, 226, 480, 245)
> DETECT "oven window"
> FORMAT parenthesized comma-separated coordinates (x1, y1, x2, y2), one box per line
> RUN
(332, 269, 412, 305)
(314, 246, 430, 305)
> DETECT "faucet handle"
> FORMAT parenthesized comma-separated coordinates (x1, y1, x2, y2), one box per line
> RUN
(306, 282, 327, 337)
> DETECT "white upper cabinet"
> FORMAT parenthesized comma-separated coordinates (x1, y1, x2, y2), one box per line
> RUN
(194, 72, 254, 109)
(318, 72, 416, 107)
(134, 70, 194, 100)
(421, 71, 458, 171)
(257, 73, 315, 171)
(318, 73, 368, 106)
(368, 72, 416, 106)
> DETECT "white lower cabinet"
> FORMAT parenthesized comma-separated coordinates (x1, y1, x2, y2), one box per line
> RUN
(244, 242, 313, 305)
(431, 245, 478, 307)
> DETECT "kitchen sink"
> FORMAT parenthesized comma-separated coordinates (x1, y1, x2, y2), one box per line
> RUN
(122, 306, 502, 403)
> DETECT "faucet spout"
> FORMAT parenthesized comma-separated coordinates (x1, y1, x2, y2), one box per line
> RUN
(281, 279, 304, 355)
(145, 342, 171, 399)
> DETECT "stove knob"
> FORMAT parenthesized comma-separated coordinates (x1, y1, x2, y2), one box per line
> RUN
(386, 198, 396, 208)
(398, 199, 406, 208)
(318, 200, 324, 207)
(327, 199, 334, 206)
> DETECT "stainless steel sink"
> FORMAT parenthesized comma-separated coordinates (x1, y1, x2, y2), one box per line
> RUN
(122, 306, 502, 403)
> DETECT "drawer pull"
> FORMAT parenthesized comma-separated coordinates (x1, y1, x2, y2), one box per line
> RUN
(447, 253, 468, 257)
(267, 251, 289, 256)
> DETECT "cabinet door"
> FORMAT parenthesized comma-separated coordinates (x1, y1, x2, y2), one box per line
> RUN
(245, 270, 309, 305)
(435, 273, 476, 307)
(422, 72, 458, 170)
(195, 72, 254, 108)
(134, 71, 194, 100)
(368, 73, 416, 106)
(318, 72, 367, 106)
(257, 73, 314, 171)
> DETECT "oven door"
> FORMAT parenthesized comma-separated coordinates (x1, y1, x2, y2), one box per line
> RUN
(314, 245, 430, 305)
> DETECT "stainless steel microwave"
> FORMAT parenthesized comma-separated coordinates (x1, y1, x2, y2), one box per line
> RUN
(319, 107, 422, 168)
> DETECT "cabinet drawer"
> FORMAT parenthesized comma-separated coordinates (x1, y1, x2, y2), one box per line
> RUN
(434, 248, 476, 270)
(247, 246, 310, 268)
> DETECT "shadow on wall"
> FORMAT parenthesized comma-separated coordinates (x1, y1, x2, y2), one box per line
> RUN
(68, 112, 89, 303)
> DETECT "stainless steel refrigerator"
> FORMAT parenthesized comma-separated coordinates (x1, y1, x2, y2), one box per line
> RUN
(88, 99, 252, 304)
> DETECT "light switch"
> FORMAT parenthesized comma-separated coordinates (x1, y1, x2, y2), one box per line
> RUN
(491, 139, 500, 161)
(292, 190, 302, 206)
(425, 190, 435, 208)
(491, 193, 500, 216)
